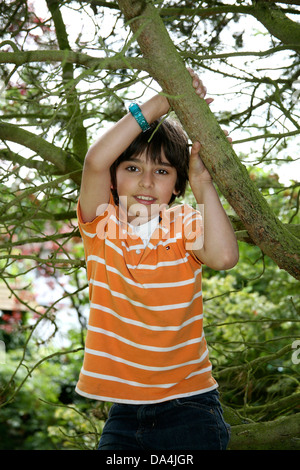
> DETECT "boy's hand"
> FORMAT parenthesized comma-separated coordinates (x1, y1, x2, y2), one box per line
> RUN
(189, 141, 212, 183)
(187, 67, 214, 105)
(189, 133, 232, 184)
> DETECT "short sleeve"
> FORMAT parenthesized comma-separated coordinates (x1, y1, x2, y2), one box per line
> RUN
(77, 194, 116, 255)
(182, 205, 204, 256)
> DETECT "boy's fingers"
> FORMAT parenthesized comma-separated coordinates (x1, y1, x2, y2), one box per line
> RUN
(222, 128, 233, 144)
(191, 141, 201, 154)
(193, 79, 206, 97)
(187, 67, 195, 77)
(188, 68, 210, 100)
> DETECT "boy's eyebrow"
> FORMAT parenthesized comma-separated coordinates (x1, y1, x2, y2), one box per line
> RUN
(126, 158, 173, 167)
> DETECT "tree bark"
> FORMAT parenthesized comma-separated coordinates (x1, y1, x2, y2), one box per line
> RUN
(117, 0, 300, 280)
(228, 413, 300, 450)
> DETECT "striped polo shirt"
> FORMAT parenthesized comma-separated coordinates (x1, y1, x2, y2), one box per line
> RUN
(75, 196, 217, 404)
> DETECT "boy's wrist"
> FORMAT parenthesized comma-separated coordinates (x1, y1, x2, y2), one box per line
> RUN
(156, 94, 170, 116)
(189, 175, 213, 189)
(141, 94, 170, 123)
(189, 178, 214, 201)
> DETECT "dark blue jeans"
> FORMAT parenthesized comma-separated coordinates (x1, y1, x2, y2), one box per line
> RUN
(98, 390, 230, 450)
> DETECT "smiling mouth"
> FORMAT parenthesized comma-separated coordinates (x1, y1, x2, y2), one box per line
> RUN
(134, 195, 157, 204)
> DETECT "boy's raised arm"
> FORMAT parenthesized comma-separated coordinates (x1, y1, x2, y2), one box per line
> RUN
(189, 141, 239, 271)
(79, 94, 170, 223)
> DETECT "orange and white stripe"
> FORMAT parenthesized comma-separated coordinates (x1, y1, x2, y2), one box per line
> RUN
(76, 196, 217, 404)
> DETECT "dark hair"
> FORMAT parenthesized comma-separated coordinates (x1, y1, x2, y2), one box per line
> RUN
(110, 118, 189, 205)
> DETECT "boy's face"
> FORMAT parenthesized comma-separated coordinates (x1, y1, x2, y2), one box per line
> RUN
(115, 151, 178, 224)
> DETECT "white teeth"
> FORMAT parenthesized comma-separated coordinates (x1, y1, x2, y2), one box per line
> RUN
(137, 196, 154, 201)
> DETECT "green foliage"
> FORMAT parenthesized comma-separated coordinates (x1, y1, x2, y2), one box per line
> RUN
(0, 338, 105, 450)
(203, 242, 299, 417)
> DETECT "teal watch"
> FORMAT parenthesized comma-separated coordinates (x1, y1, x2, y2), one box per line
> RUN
(129, 103, 150, 132)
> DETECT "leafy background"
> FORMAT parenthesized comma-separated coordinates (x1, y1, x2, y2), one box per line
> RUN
(0, 0, 299, 449)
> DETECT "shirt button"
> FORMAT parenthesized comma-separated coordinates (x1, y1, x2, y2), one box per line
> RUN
(136, 249, 141, 254)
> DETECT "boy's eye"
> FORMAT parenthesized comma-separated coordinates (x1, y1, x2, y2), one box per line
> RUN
(156, 169, 168, 175)
(126, 165, 139, 172)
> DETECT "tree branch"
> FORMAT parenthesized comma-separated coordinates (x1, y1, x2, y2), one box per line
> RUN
(215, 344, 294, 379)
(46, 0, 88, 161)
(250, 0, 300, 51)
(0, 48, 147, 71)
(181, 45, 299, 62)
(87, 1, 300, 17)
(0, 254, 83, 267)
(0, 121, 82, 185)
(229, 413, 300, 450)
(241, 392, 300, 420)
(0, 148, 62, 175)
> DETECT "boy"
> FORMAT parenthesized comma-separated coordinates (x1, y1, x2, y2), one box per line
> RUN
(76, 70, 239, 450)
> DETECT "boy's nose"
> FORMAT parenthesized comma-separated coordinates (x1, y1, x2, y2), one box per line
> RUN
(139, 171, 154, 188)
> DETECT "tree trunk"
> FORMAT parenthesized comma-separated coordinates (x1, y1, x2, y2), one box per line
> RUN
(117, 0, 300, 280)
(228, 413, 300, 450)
